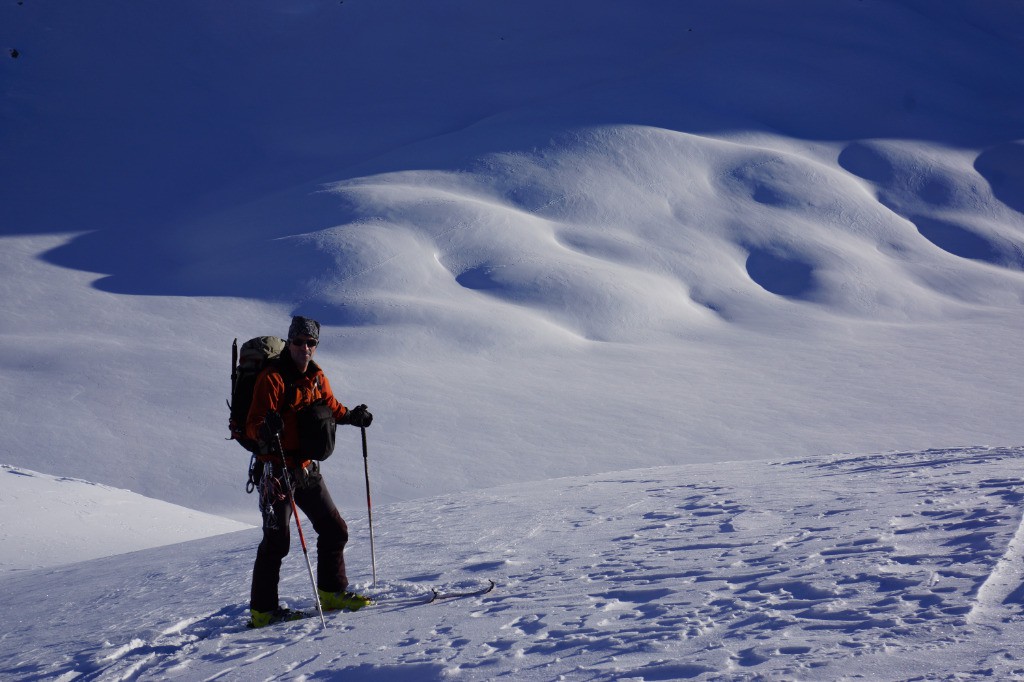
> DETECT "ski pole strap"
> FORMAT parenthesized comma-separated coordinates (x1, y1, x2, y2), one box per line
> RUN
(273, 434, 292, 488)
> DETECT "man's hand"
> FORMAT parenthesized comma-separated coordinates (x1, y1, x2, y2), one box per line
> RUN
(259, 410, 284, 441)
(343, 404, 373, 428)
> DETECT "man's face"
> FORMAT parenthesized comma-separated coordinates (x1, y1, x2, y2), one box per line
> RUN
(289, 335, 317, 368)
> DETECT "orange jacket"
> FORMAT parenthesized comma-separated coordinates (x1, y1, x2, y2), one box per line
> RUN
(245, 356, 350, 467)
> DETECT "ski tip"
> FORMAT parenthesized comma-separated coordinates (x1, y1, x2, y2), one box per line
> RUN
(428, 579, 496, 604)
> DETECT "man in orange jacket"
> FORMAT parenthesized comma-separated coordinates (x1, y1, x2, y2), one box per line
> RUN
(245, 316, 373, 628)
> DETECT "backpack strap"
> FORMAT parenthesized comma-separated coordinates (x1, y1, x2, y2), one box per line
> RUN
(266, 355, 310, 416)
(268, 356, 325, 413)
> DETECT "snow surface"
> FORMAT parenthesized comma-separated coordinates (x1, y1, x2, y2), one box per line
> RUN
(3, 0, 1024, 522)
(0, 465, 251, 573)
(3, 448, 1024, 680)
(3, 0, 1024, 678)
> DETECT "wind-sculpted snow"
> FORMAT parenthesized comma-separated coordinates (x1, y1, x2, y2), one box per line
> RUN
(3, 4, 1024, 677)
(975, 142, 1024, 216)
(2, 448, 1022, 680)
(4, 0, 1024, 536)
(838, 140, 1024, 272)
(315, 127, 1024, 341)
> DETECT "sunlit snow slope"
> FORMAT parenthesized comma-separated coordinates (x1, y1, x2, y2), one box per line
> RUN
(0, 465, 251, 573)
(2, 0, 1023, 532)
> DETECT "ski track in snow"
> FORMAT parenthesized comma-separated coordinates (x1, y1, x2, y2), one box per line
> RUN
(967, 478, 1024, 629)
(3, 448, 1024, 681)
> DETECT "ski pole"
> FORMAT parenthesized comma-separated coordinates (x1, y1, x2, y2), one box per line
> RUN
(275, 434, 327, 630)
(361, 426, 377, 588)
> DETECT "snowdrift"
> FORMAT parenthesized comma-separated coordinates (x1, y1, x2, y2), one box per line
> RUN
(0, 465, 251, 573)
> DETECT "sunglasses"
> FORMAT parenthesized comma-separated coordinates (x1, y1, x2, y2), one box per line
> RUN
(291, 338, 318, 348)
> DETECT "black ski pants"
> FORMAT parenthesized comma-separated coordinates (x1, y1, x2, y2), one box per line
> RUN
(250, 464, 349, 613)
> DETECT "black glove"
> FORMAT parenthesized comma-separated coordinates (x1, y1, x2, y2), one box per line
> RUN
(343, 404, 373, 428)
(259, 410, 284, 441)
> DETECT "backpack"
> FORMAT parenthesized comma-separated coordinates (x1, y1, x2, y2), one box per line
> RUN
(228, 336, 338, 463)
(228, 336, 287, 453)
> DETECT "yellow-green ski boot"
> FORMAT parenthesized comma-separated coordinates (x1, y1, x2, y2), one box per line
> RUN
(318, 589, 372, 612)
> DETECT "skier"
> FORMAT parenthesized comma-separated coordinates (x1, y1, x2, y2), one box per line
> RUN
(246, 316, 374, 628)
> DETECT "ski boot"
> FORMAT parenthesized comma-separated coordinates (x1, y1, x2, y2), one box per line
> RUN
(248, 607, 307, 628)
(318, 589, 372, 612)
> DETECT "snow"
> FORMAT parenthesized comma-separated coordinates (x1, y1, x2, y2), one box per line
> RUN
(2, 0, 1024, 678)
(3, 448, 1024, 680)
(0, 465, 251, 573)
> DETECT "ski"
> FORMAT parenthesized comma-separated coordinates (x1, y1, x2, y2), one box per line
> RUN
(244, 580, 497, 627)
(428, 579, 496, 603)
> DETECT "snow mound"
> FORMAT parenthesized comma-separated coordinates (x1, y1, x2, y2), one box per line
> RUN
(0, 465, 252, 573)
(310, 128, 1024, 342)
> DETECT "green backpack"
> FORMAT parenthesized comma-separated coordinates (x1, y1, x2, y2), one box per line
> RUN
(228, 336, 287, 453)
